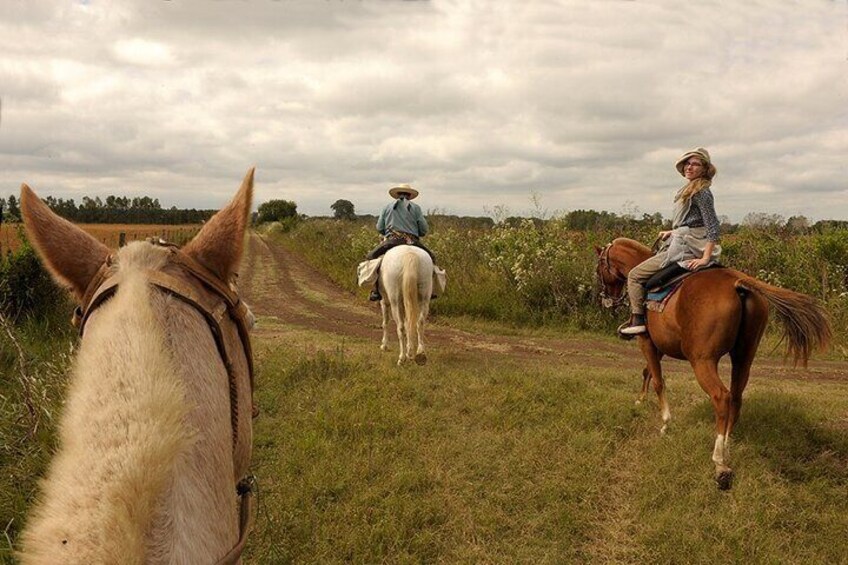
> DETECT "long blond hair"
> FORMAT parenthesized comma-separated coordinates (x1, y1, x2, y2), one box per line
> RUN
(675, 159, 716, 202)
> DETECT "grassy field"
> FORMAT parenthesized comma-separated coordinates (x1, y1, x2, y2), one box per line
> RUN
(244, 319, 848, 564)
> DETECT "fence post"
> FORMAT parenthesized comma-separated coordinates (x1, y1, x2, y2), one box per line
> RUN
(119, 232, 126, 247)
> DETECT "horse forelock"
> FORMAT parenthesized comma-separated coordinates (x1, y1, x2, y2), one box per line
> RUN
(115, 240, 171, 273)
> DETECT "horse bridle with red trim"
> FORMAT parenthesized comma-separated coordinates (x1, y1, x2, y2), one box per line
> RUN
(597, 243, 628, 309)
(72, 239, 256, 565)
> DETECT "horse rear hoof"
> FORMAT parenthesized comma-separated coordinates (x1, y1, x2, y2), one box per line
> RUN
(414, 353, 427, 365)
(715, 470, 734, 490)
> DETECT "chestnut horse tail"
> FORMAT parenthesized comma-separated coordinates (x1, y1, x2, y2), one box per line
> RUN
(735, 276, 832, 366)
(402, 251, 421, 349)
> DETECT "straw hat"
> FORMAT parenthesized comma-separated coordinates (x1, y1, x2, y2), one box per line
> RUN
(675, 147, 716, 179)
(388, 183, 419, 200)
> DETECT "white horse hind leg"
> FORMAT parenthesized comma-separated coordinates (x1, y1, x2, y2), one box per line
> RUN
(414, 301, 428, 365)
(380, 299, 390, 351)
(393, 302, 407, 365)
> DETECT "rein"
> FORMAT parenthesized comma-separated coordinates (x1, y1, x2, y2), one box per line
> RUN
(72, 238, 256, 564)
(597, 243, 628, 308)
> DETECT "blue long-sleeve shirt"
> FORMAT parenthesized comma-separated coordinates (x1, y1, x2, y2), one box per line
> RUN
(376, 197, 429, 237)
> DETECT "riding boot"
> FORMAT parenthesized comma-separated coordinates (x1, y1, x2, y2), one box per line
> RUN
(369, 282, 382, 302)
(619, 313, 647, 335)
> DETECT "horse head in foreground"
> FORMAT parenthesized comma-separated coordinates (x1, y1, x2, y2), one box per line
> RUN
(596, 237, 831, 490)
(379, 245, 434, 366)
(19, 169, 256, 563)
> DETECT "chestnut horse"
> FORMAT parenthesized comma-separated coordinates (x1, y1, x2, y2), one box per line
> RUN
(19, 170, 256, 563)
(596, 237, 831, 489)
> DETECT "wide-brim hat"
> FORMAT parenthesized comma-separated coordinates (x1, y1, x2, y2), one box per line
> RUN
(675, 147, 716, 179)
(389, 183, 419, 200)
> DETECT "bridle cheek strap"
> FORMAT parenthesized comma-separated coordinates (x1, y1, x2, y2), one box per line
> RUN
(597, 243, 628, 308)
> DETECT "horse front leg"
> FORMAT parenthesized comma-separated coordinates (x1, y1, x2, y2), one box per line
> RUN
(636, 366, 651, 405)
(638, 337, 670, 434)
(691, 359, 733, 490)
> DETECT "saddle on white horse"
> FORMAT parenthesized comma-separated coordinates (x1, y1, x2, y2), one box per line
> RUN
(357, 255, 447, 296)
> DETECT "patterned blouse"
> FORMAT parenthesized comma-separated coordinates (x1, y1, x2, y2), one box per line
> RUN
(682, 189, 720, 242)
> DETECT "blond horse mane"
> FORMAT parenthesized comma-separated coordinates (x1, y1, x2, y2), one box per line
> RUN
(18, 170, 254, 564)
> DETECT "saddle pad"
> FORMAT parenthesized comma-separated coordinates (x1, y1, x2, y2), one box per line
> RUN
(646, 281, 683, 313)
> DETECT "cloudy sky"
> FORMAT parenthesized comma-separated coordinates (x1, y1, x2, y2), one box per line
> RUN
(1, 0, 846, 222)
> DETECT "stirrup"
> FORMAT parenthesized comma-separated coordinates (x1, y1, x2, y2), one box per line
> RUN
(618, 314, 647, 337)
(619, 323, 647, 336)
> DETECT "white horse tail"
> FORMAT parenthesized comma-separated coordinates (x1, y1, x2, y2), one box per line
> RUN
(402, 251, 420, 351)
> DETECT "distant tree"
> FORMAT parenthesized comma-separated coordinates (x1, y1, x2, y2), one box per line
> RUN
(7, 194, 20, 218)
(813, 219, 848, 232)
(742, 212, 784, 229)
(331, 199, 356, 220)
(785, 215, 810, 234)
(257, 199, 298, 223)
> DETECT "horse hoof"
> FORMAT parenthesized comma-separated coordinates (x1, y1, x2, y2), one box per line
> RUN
(380, 345, 388, 352)
(660, 424, 668, 435)
(414, 353, 427, 365)
(715, 470, 734, 490)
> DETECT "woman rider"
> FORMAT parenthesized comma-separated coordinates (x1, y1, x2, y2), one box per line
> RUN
(619, 147, 722, 335)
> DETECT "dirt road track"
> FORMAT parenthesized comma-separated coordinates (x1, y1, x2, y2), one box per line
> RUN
(239, 233, 848, 381)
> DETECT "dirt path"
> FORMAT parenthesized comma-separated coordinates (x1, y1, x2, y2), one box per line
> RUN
(239, 233, 848, 381)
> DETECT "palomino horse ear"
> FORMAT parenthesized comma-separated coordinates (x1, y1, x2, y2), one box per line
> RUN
(182, 167, 254, 282)
(20, 184, 112, 302)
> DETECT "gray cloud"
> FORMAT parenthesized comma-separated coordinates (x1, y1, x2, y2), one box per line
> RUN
(1, 0, 846, 222)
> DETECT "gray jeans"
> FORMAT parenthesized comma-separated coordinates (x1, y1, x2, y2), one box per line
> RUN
(626, 252, 668, 315)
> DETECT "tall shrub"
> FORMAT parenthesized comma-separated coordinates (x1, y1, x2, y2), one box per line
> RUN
(0, 229, 67, 323)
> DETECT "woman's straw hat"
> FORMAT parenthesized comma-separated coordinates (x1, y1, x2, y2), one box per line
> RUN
(388, 183, 419, 200)
(675, 147, 716, 179)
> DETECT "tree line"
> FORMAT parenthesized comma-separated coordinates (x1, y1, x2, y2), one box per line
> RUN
(4, 193, 846, 234)
(0, 194, 216, 225)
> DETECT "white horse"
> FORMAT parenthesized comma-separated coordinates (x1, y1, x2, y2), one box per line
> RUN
(379, 245, 433, 366)
(18, 170, 256, 564)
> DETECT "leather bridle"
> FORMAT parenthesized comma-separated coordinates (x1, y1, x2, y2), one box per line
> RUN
(73, 239, 256, 565)
(597, 243, 628, 309)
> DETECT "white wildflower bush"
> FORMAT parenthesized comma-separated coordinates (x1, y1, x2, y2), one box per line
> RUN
(480, 218, 594, 317)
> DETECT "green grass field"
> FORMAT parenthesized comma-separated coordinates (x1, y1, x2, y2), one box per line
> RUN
(244, 322, 847, 564)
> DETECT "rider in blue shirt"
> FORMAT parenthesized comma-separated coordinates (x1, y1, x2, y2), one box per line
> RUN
(366, 183, 435, 301)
